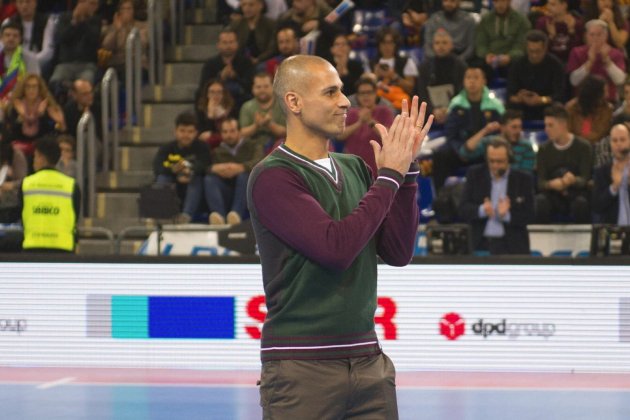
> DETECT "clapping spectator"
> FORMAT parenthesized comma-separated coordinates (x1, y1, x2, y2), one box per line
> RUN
(535, 0, 584, 62)
(55, 134, 76, 178)
(423, 0, 476, 61)
(583, 0, 628, 49)
(258, 26, 299, 78)
(0, 22, 39, 102)
(196, 79, 237, 150)
(336, 77, 395, 175)
(329, 33, 365, 97)
(229, 0, 276, 65)
(566, 19, 626, 103)
(5, 74, 65, 160)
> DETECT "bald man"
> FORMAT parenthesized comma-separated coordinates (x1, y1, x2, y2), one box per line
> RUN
(63, 79, 101, 139)
(247, 55, 433, 419)
(593, 124, 630, 224)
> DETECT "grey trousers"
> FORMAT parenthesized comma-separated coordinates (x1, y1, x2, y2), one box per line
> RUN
(259, 353, 398, 420)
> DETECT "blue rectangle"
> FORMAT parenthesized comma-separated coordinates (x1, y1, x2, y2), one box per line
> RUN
(148, 297, 235, 339)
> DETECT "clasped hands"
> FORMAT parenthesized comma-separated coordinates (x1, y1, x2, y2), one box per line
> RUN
(371, 96, 434, 176)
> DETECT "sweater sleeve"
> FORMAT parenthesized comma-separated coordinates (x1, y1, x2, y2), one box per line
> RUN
(250, 166, 405, 271)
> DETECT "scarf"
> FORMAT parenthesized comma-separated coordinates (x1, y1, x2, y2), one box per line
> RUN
(0, 46, 26, 99)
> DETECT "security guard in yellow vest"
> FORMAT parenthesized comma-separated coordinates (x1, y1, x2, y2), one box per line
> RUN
(20, 137, 80, 252)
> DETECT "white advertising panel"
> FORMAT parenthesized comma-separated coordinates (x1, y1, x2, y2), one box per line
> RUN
(0, 262, 628, 372)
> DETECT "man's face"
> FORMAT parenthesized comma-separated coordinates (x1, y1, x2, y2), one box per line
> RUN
(240, 0, 262, 20)
(175, 124, 198, 148)
(277, 29, 298, 56)
(526, 41, 546, 65)
(546, 0, 566, 17)
(433, 33, 453, 57)
(252, 75, 273, 103)
(1, 28, 21, 51)
(16, 0, 36, 19)
(220, 120, 241, 146)
(118, 1, 134, 23)
(487, 146, 510, 178)
(74, 82, 94, 108)
(356, 82, 377, 109)
(501, 118, 522, 143)
(463, 68, 485, 97)
(295, 61, 350, 138)
(442, 0, 459, 13)
(586, 24, 608, 48)
(544, 116, 567, 142)
(610, 125, 630, 160)
(493, 0, 511, 15)
(217, 32, 238, 57)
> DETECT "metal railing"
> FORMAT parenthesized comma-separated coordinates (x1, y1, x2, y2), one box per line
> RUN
(147, 0, 165, 86)
(76, 111, 97, 218)
(169, 0, 185, 45)
(100, 68, 120, 171)
(125, 27, 143, 129)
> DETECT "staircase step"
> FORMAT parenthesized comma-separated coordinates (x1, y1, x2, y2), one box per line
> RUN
(164, 62, 204, 86)
(185, 8, 216, 24)
(119, 146, 159, 171)
(184, 24, 223, 46)
(94, 192, 142, 219)
(142, 103, 195, 127)
(166, 45, 216, 62)
(82, 216, 156, 240)
(122, 126, 174, 145)
(142, 84, 198, 103)
(96, 170, 153, 189)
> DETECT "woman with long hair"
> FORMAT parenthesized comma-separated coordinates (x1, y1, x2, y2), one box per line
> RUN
(196, 79, 237, 149)
(566, 75, 613, 144)
(4, 73, 66, 158)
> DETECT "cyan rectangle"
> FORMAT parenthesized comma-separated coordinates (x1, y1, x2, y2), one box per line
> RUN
(148, 297, 235, 339)
(112, 296, 148, 338)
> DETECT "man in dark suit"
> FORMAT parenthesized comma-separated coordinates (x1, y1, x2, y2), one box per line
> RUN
(592, 123, 630, 224)
(459, 137, 535, 254)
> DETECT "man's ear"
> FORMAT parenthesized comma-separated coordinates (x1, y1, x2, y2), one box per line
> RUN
(285, 92, 302, 115)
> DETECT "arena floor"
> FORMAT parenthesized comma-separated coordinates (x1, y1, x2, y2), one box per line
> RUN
(1, 368, 629, 419)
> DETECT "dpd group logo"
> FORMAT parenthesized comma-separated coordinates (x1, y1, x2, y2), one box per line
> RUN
(440, 312, 465, 340)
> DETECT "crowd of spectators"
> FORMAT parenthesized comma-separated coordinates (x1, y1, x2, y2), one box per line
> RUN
(3, 0, 630, 256)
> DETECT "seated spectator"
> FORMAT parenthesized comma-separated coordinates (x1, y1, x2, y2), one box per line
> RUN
(432, 64, 505, 193)
(275, 0, 342, 62)
(329, 33, 365, 97)
(196, 79, 238, 150)
(239, 72, 286, 151)
(416, 29, 467, 125)
(475, 0, 531, 79)
(612, 77, 630, 125)
(423, 0, 476, 61)
(582, 0, 628, 49)
(63, 79, 101, 140)
(49, 0, 101, 95)
(4, 0, 56, 78)
(535, 0, 584, 62)
(204, 117, 263, 225)
(229, 0, 276, 65)
(152, 112, 209, 224)
(459, 138, 535, 255)
(459, 109, 536, 173)
(566, 75, 613, 145)
(55, 134, 76, 178)
(0, 137, 27, 223)
(197, 27, 255, 107)
(0, 22, 39, 101)
(566, 19, 626, 103)
(507, 30, 565, 121)
(535, 103, 592, 223)
(5, 74, 65, 159)
(100, 0, 148, 81)
(400, 0, 439, 46)
(592, 123, 630, 224)
(371, 27, 417, 109)
(258, 26, 300, 78)
(336, 77, 395, 175)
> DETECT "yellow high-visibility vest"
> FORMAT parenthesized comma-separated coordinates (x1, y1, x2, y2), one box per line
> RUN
(22, 169, 76, 251)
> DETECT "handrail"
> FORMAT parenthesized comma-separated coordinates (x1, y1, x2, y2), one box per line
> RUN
(125, 27, 142, 129)
(100, 68, 120, 171)
(169, 0, 185, 45)
(76, 111, 97, 218)
(148, 0, 164, 85)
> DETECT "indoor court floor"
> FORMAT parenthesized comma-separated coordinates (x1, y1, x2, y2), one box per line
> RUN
(1, 368, 629, 420)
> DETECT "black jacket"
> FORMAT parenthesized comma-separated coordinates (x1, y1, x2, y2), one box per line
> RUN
(592, 163, 630, 223)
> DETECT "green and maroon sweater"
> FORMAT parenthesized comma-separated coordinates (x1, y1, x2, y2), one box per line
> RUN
(247, 144, 419, 362)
